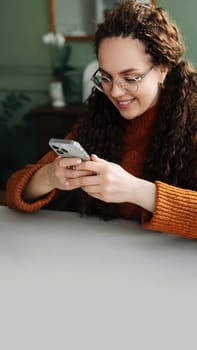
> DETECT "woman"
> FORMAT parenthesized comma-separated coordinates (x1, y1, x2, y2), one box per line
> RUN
(6, 1, 197, 238)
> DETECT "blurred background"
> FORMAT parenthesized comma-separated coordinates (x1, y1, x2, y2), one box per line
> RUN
(0, 0, 196, 195)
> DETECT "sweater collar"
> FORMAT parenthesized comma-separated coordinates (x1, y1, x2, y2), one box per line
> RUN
(125, 104, 158, 131)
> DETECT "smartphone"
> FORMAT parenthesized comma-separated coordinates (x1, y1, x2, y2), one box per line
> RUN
(48, 138, 90, 161)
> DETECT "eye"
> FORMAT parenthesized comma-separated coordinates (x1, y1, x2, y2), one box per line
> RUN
(101, 75, 111, 83)
(124, 76, 138, 84)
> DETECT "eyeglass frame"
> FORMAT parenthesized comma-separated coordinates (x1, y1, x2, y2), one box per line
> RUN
(90, 65, 155, 94)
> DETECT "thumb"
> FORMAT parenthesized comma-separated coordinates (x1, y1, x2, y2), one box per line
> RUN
(91, 154, 106, 163)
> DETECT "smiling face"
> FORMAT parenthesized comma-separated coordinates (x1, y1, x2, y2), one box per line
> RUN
(98, 37, 168, 120)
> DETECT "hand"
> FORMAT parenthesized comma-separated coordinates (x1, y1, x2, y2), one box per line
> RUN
(23, 156, 94, 202)
(69, 154, 156, 212)
(66, 154, 138, 203)
(45, 156, 94, 191)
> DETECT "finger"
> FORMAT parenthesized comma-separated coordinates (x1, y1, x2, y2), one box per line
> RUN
(63, 182, 86, 191)
(75, 160, 103, 173)
(57, 176, 72, 190)
(63, 179, 82, 191)
(64, 174, 100, 190)
(58, 157, 82, 168)
(91, 154, 101, 161)
(65, 168, 93, 178)
(81, 185, 100, 194)
(91, 154, 108, 164)
(76, 154, 108, 172)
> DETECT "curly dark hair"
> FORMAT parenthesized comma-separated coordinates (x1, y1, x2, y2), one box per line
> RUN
(52, 0, 197, 218)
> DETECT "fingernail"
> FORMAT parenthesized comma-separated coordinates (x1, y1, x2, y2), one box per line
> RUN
(64, 180, 69, 186)
(76, 159, 82, 164)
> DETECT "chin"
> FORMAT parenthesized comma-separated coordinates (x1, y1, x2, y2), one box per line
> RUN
(120, 110, 139, 120)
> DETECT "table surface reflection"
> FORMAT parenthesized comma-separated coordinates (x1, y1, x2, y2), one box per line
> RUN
(0, 205, 197, 350)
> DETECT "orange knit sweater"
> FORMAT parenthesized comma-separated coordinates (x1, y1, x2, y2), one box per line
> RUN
(6, 106, 197, 238)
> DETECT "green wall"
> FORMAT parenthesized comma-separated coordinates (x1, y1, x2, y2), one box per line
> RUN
(158, 0, 197, 67)
(0, 0, 95, 185)
(0, 0, 95, 101)
(0, 0, 196, 105)
(0, 0, 197, 185)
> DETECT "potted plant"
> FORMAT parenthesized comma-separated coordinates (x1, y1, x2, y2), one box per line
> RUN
(42, 32, 74, 107)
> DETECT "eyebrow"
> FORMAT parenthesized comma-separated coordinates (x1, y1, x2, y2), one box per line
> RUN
(99, 67, 141, 75)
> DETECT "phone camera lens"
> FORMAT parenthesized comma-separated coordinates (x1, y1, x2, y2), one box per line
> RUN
(58, 149, 64, 155)
(61, 148, 68, 154)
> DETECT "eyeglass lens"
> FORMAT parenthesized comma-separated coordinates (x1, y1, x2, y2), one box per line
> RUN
(93, 71, 139, 93)
(92, 66, 154, 94)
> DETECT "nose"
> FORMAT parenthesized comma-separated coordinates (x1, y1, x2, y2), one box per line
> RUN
(110, 80, 125, 98)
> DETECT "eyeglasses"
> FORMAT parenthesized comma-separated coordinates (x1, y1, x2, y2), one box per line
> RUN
(91, 65, 154, 94)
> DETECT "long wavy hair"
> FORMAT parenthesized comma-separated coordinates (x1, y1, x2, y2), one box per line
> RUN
(51, 0, 197, 218)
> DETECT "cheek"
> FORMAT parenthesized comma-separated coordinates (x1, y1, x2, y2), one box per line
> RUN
(138, 79, 160, 105)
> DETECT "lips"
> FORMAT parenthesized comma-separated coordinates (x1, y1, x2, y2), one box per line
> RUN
(116, 98, 135, 108)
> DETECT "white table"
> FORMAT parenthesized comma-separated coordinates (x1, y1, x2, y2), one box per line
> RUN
(0, 205, 197, 350)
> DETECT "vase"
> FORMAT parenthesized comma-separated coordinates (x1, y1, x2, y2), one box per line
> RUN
(49, 81, 66, 107)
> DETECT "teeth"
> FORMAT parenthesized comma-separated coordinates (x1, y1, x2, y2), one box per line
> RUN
(119, 101, 129, 105)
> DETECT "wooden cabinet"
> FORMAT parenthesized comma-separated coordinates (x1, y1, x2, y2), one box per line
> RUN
(32, 104, 85, 160)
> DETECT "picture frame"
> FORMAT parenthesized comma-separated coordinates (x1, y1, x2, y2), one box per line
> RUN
(49, 0, 157, 42)
(137, 0, 156, 4)
(95, 0, 157, 24)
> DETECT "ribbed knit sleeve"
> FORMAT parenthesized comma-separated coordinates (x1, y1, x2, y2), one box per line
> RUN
(6, 163, 57, 212)
(142, 181, 197, 239)
(6, 133, 74, 212)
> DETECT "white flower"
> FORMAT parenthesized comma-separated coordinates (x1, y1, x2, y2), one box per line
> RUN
(55, 33, 65, 47)
(42, 32, 65, 47)
(42, 32, 56, 45)
(42, 32, 69, 80)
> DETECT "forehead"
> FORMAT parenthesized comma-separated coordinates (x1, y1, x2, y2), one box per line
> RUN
(98, 37, 152, 72)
